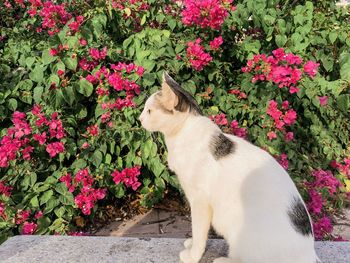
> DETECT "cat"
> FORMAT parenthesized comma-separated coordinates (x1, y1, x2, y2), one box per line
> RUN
(139, 72, 321, 263)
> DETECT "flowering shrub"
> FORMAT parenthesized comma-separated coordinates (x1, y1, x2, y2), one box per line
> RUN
(1, 0, 349, 243)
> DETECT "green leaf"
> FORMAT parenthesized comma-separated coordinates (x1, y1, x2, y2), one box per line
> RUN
(72, 159, 87, 170)
(91, 150, 103, 167)
(44, 197, 60, 214)
(54, 206, 66, 218)
(336, 94, 349, 113)
(55, 183, 68, 195)
(63, 57, 77, 71)
(40, 190, 54, 205)
(275, 35, 287, 47)
(30, 196, 39, 208)
(25, 57, 35, 68)
(62, 86, 75, 106)
(33, 86, 44, 103)
(77, 78, 94, 97)
(329, 32, 337, 44)
(7, 98, 17, 111)
(42, 49, 57, 65)
(29, 65, 44, 83)
(155, 177, 165, 189)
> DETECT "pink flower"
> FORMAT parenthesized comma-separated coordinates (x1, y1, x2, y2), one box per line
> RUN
(136, 66, 145, 77)
(210, 36, 223, 50)
(210, 113, 228, 126)
(0, 181, 13, 197)
(311, 169, 340, 195)
(89, 47, 107, 61)
(277, 153, 288, 170)
(283, 109, 297, 125)
(230, 120, 247, 138)
(111, 166, 141, 191)
(313, 216, 333, 240)
(82, 142, 90, 149)
(49, 48, 58, 56)
(87, 124, 99, 136)
(22, 146, 34, 160)
(289, 86, 299, 94)
(307, 189, 323, 214)
(22, 222, 37, 235)
(284, 131, 294, 142)
(303, 61, 319, 78)
(181, 0, 233, 30)
(57, 69, 65, 76)
(79, 38, 88, 46)
(267, 100, 282, 120)
(34, 211, 43, 219)
(319, 96, 328, 106)
(16, 210, 31, 225)
(267, 131, 277, 140)
(46, 142, 65, 158)
(0, 202, 5, 218)
(186, 38, 212, 71)
(33, 132, 47, 145)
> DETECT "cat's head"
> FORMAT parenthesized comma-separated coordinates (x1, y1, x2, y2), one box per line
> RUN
(139, 72, 202, 134)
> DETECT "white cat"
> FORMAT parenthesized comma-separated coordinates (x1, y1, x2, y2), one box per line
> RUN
(139, 72, 321, 263)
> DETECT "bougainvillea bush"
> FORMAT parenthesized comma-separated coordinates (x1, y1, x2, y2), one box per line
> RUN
(0, 0, 349, 243)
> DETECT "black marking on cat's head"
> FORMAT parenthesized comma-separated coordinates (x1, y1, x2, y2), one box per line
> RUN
(287, 197, 313, 236)
(210, 133, 235, 160)
(163, 71, 202, 115)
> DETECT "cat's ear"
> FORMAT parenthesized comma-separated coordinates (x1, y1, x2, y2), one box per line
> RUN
(160, 71, 202, 114)
(160, 71, 179, 110)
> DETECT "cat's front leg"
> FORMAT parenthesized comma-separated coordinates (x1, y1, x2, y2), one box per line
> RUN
(180, 199, 212, 263)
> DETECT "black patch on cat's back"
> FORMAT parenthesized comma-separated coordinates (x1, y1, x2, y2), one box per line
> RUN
(210, 133, 235, 160)
(287, 197, 313, 236)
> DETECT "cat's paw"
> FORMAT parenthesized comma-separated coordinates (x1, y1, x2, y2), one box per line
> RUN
(184, 238, 193, 249)
(179, 248, 198, 263)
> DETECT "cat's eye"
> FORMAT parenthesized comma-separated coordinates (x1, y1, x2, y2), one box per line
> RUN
(147, 109, 151, 114)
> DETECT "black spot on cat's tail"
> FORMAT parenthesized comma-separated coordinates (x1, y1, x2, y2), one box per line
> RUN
(287, 197, 313, 236)
(210, 133, 235, 160)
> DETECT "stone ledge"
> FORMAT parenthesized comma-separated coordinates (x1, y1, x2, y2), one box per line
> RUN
(0, 236, 349, 263)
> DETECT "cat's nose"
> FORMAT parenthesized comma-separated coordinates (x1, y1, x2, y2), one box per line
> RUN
(139, 115, 144, 123)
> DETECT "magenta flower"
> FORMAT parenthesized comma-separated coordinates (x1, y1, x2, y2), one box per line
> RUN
(182, 0, 233, 30)
(0, 202, 5, 218)
(46, 142, 65, 158)
(210, 113, 228, 126)
(111, 166, 141, 191)
(303, 61, 319, 78)
(22, 222, 37, 235)
(33, 132, 47, 145)
(186, 38, 212, 71)
(284, 131, 294, 142)
(230, 120, 247, 138)
(34, 211, 43, 220)
(210, 36, 224, 50)
(283, 109, 297, 125)
(277, 153, 289, 170)
(0, 181, 13, 197)
(307, 189, 323, 214)
(313, 216, 333, 240)
(15, 210, 31, 225)
(319, 96, 328, 106)
(79, 38, 88, 46)
(267, 131, 277, 140)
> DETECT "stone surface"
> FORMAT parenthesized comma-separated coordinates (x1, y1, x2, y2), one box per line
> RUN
(0, 236, 350, 263)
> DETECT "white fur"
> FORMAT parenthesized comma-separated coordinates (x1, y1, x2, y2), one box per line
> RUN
(140, 84, 320, 263)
